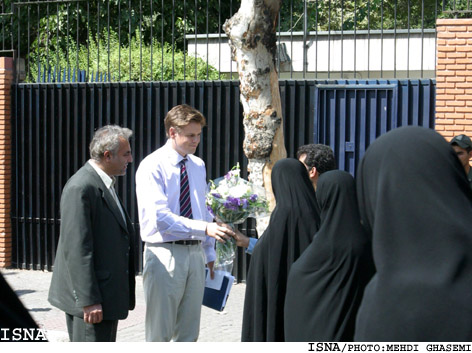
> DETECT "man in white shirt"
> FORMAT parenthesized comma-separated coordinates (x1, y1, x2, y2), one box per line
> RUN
(135, 104, 234, 342)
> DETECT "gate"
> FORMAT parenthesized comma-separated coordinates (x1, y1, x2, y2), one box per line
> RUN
(11, 79, 435, 282)
(314, 79, 436, 175)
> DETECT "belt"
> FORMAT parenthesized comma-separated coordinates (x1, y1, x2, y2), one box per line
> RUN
(167, 240, 201, 246)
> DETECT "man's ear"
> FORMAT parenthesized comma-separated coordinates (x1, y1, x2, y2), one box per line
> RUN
(103, 150, 112, 161)
(169, 127, 177, 139)
(309, 167, 318, 179)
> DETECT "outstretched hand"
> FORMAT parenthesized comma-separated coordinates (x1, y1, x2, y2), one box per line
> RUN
(232, 229, 250, 248)
(206, 222, 235, 243)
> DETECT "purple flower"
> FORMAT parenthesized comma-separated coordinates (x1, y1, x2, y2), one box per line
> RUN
(212, 192, 222, 199)
(207, 205, 215, 217)
(227, 196, 239, 205)
(249, 194, 258, 202)
(224, 201, 238, 211)
(222, 196, 241, 211)
(241, 199, 248, 209)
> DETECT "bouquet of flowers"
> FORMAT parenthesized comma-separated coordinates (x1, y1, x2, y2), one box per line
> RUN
(206, 164, 269, 273)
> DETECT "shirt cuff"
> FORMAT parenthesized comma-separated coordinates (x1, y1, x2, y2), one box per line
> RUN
(246, 237, 257, 255)
(191, 220, 208, 240)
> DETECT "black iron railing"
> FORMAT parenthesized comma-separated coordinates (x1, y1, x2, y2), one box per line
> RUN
(11, 79, 436, 280)
(0, 0, 467, 82)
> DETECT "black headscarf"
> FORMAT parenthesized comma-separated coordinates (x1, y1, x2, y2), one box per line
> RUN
(354, 126, 472, 341)
(241, 158, 320, 342)
(284, 170, 375, 342)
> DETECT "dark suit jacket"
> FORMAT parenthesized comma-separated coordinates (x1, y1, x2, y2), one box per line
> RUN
(48, 162, 136, 321)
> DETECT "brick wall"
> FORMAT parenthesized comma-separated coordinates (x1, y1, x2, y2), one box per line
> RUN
(0, 57, 13, 267)
(436, 19, 472, 139)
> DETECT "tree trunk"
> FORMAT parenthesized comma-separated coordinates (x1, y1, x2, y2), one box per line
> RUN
(223, 0, 286, 234)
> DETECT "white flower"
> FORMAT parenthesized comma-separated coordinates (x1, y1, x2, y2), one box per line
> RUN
(230, 184, 251, 198)
(215, 183, 230, 196)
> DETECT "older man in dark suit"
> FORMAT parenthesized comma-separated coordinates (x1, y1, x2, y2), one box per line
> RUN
(48, 125, 136, 342)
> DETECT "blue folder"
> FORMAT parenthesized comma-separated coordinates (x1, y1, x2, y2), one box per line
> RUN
(202, 269, 234, 312)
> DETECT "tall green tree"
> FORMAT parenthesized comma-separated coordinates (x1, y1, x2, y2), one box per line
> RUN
(279, 0, 441, 32)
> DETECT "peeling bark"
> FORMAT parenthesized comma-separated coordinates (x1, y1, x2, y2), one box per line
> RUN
(224, 0, 287, 235)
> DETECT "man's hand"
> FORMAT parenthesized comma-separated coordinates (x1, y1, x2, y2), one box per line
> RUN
(206, 222, 234, 243)
(207, 261, 215, 279)
(233, 229, 250, 248)
(83, 304, 103, 324)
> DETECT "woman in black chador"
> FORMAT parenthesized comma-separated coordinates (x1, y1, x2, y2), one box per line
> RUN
(241, 158, 320, 342)
(284, 170, 375, 342)
(354, 126, 472, 341)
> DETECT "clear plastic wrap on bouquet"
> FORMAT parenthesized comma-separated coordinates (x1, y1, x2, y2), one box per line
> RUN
(206, 164, 269, 273)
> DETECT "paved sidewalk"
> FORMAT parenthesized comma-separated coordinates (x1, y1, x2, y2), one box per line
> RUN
(1, 268, 246, 342)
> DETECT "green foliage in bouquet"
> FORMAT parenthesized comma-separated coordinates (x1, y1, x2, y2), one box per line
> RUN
(206, 164, 269, 273)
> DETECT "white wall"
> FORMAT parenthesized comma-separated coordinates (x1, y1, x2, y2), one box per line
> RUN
(186, 29, 436, 79)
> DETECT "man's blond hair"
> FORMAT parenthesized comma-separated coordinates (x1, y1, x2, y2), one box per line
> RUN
(164, 104, 206, 137)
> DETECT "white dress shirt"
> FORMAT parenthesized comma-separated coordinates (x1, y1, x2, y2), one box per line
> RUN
(135, 140, 216, 263)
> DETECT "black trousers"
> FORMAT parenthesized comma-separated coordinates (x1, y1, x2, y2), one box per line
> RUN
(65, 313, 118, 342)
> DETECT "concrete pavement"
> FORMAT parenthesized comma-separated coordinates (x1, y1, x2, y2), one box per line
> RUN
(1, 268, 246, 342)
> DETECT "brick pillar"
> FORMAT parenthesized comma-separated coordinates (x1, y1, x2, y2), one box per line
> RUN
(0, 57, 13, 268)
(436, 19, 472, 139)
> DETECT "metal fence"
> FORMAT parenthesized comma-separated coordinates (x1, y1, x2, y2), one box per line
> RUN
(11, 79, 436, 280)
(11, 80, 250, 277)
(314, 79, 436, 175)
(1, 0, 471, 82)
